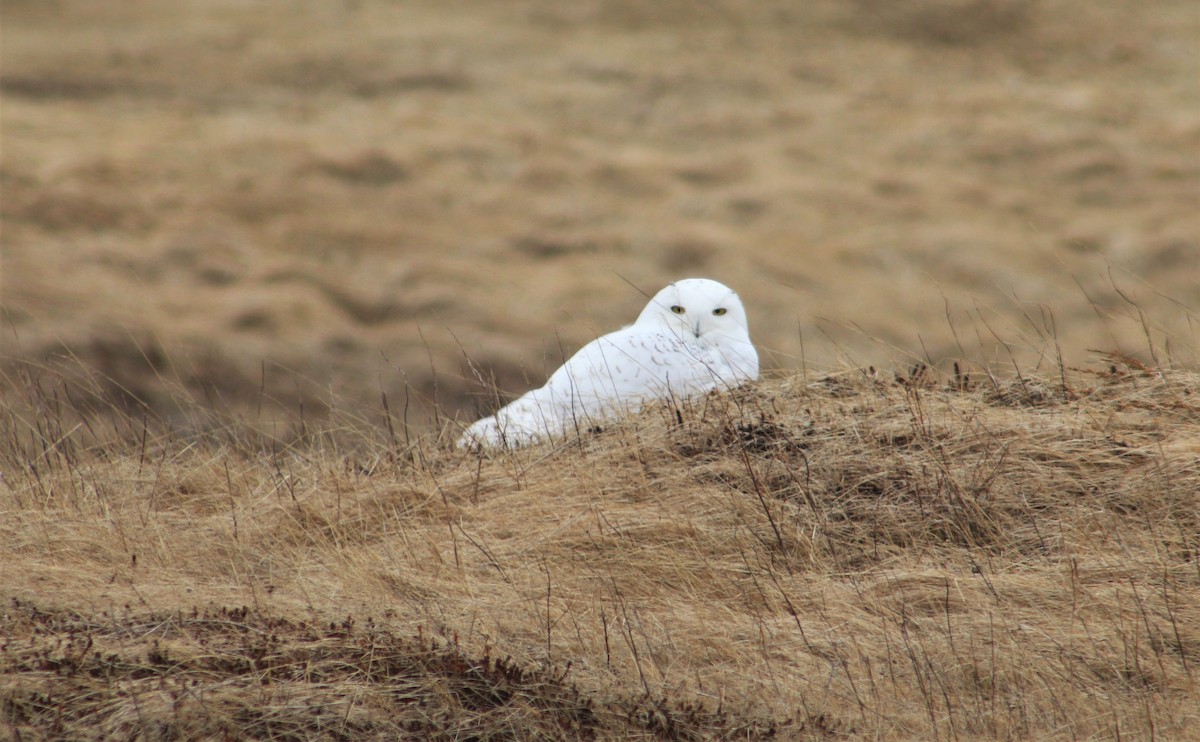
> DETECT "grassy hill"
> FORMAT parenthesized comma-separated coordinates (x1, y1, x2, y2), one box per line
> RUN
(2, 358, 1197, 739)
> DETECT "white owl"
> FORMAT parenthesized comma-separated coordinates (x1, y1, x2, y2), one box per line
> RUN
(458, 278, 759, 449)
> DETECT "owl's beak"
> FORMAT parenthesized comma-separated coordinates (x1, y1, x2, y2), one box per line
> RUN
(693, 320, 702, 339)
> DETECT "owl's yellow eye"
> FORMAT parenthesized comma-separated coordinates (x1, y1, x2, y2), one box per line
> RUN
(712, 307, 727, 316)
(670, 305, 685, 314)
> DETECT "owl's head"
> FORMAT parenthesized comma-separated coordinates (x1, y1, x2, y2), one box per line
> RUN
(636, 278, 751, 341)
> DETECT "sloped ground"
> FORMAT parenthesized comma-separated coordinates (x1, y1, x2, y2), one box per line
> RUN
(2, 359, 1197, 739)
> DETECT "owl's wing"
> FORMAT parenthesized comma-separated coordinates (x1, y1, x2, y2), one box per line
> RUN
(541, 327, 734, 411)
(458, 327, 754, 450)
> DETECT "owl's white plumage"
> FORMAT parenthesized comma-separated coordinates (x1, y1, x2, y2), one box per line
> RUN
(458, 278, 759, 449)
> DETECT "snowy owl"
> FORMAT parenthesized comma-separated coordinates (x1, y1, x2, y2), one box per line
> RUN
(458, 278, 759, 450)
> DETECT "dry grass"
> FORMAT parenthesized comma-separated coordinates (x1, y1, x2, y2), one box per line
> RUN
(2, 354, 1197, 739)
(5, 0, 1199, 424)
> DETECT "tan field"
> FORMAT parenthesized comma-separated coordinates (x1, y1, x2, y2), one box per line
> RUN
(3, 0, 1197, 425)
(2, 0, 1199, 738)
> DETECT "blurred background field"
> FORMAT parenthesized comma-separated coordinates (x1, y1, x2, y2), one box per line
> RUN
(2, 0, 1198, 424)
